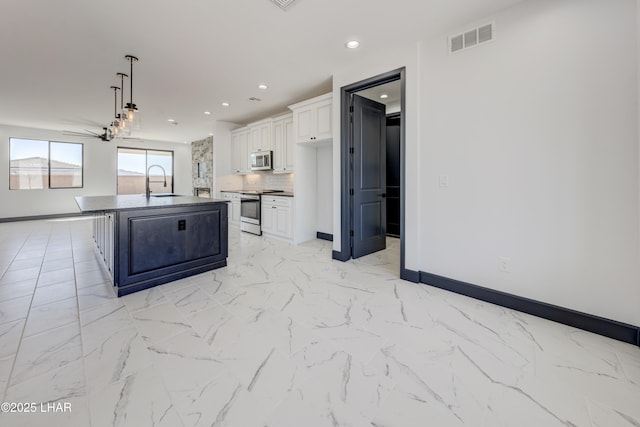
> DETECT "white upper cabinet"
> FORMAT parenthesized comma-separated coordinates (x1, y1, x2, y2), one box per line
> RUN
(231, 127, 250, 174)
(272, 113, 294, 174)
(289, 93, 332, 144)
(249, 119, 273, 153)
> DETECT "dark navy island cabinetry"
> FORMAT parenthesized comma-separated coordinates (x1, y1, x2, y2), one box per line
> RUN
(75, 195, 228, 297)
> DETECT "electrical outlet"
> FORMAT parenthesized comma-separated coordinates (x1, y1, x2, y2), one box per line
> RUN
(439, 175, 449, 188)
(498, 256, 511, 272)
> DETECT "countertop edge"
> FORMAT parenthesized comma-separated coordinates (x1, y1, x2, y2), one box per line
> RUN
(75, 195, 229, 213)
(220, 190, 294, 197)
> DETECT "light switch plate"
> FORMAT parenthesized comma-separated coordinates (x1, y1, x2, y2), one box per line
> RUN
(499, 256, 511, 272)
(439, 175, 449, 188)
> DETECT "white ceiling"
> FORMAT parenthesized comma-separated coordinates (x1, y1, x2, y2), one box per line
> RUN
(0, 0, 524, 143)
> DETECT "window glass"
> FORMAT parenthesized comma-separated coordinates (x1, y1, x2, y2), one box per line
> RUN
(147, 150, 173, 195)
(9, 138, 49, 189)
(9, 138, 84, 190)
(50, 142, 83, 188)
(117, 147, 174, 195)
(117, 148, 147, 194)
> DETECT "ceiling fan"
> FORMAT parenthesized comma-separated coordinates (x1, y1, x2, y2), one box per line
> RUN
(63, 127, 113, 141)
(62, 127, 143, 142)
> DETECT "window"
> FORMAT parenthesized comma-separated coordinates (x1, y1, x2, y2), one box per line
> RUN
(9, 138, 83, 190)
(50, 142, 83, 188)
(117, 147, 174, 195)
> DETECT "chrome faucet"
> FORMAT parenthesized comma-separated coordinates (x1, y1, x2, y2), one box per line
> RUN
(146, 164, 167, 198)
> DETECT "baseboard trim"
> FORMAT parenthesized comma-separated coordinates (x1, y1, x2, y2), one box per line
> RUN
(401, 268, 420, 283)
(316, 232, 334, 242)
(332, 250, 350, 262)
(0, 212, 85, 223)
(420, 271, 640, 347)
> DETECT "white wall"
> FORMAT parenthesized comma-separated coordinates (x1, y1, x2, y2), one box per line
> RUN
(419, 0, 639, 325)
(0, 124, 192, 219)
(213, 121, 243, 196)
(331, 0, 640, 327)
(316, 145, 333, 235)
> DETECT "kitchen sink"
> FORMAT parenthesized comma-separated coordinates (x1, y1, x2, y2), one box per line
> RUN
(149, 193, 179, 197)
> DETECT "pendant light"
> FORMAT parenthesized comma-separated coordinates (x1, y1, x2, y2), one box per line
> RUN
(116, 72, 130, 136)
(110, 85, 121, 137)
(124, 54, 141, 129)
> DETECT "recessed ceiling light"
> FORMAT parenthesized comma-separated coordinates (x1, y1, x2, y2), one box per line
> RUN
(258, 84, 268, 90)
(380, 94, 389, 99)
(221, 102, 230, 107)
(209, 133, 214, 136)
(167, 119, 175, 122)
(204, 111, 211, 115)
(345, 40, 360, 49)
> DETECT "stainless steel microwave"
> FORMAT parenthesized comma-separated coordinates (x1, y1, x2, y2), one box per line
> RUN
(250, 151, 272, 171)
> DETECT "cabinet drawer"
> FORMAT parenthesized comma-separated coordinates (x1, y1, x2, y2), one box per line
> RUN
(261, 196, 291, 207)
(222, 192, 241, 201)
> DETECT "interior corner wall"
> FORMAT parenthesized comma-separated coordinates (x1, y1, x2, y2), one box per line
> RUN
(0, 124, 192, 219)
(637, 0, 640, 324)
(316, 145, 333, 235)
(331, 43, 421, 270)
(420, 0, 640, 326)
(213, 121, 243, 197)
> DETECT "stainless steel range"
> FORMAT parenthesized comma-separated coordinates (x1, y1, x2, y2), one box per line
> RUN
(239, 190, 283, 235)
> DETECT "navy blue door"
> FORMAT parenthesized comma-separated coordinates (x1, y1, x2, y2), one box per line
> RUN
(351, 94, 387, 258)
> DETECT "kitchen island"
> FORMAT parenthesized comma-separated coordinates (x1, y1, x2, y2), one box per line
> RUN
(75, 195, 228, 296)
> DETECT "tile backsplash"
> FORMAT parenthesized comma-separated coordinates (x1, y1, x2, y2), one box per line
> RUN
(243, 173, 294, 192)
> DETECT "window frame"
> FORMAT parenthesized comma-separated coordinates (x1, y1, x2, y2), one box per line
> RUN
(49, 140, 84, 189)
(116, 146, 175, 195)
(9, 137, 84, 190)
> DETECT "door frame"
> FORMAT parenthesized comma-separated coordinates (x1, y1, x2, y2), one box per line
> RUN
(333, 67, 406, 275)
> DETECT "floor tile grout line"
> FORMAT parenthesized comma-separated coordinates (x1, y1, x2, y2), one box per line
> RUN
(1, 220, 52, 401)
(70, 217, 96, 426)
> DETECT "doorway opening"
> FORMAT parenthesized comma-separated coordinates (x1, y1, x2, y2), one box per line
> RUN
(333, 68, 406, 276)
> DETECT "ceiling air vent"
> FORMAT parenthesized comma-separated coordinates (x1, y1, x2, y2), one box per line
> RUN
(449, 22, 494, 54)
(271, 0, 298, 10)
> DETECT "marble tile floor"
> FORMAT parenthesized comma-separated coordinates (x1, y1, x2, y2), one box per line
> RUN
(0, 217, 638, 427)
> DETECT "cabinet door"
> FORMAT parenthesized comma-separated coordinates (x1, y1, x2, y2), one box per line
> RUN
(232, 130, 249, 174)
(128, 216, 186, 274)
(250, 126, 260, 153)
(259, 123, 272, 151)
(275, 206, 291, 237)
(250, 123, 273, 152)
(261, 205, 275, 233)
(315, 99, 332, 140)
(239, 131, 250, 173)
(232, 135, 242, 174)
(284, 117, 295, 172)
(273, 120, 285, 172)
(230, 200, 241, 225)
(294, 106, 314, 143)
(185, 211, 223, 259)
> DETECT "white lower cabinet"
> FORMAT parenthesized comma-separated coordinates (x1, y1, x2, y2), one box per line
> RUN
(92, 212, 114, 281)
(222, 192, 241, 227)
(261, 196, 293, 240)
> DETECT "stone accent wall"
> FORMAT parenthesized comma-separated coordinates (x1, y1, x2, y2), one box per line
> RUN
(192, 136, 213, 195)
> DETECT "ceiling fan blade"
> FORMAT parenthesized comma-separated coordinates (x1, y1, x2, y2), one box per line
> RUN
(63, 130, 92, 136)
